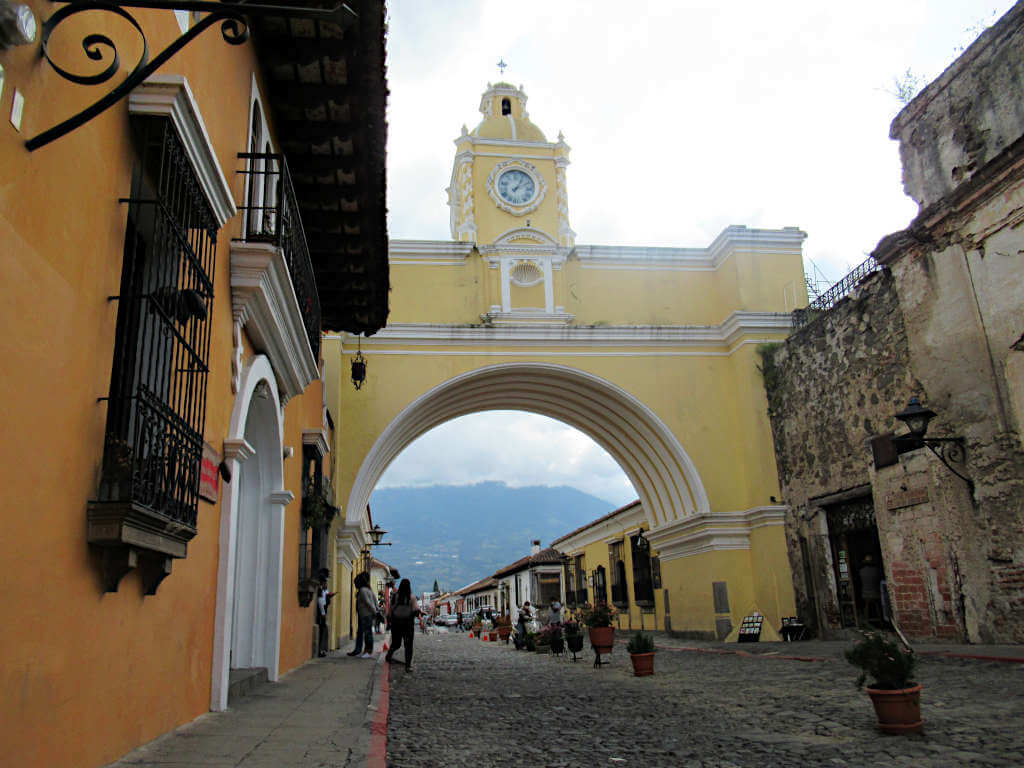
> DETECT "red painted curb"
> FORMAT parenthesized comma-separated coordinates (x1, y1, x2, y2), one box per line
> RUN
(367, 661, 389, 768)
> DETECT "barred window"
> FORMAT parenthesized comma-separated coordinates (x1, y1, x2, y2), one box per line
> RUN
(609, 540, 628, 607)
(631, 533, 655, 606)
(94, 117, 216, 549)
(575, 554, 587, 604)
(593, 565, 607, 604)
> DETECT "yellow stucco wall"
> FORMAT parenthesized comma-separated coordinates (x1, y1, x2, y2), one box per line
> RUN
(0, 8, 325, 766)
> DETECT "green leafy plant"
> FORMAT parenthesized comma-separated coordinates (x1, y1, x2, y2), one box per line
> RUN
(301, 490, 337, 530)
(627, 631, 655, 654)
(579, 601, 616, 628)
(844, 633, 917, 690)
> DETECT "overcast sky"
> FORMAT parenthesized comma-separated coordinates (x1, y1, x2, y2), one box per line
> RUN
(373, 0, 1012, 508)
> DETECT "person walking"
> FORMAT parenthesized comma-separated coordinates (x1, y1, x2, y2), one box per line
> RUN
(385, 578, 420, 672)
(346, 571, 377, 658)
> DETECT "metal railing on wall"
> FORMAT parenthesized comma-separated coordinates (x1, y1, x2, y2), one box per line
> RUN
(238, 152, 322, 361)
(792, 255, 882, 331)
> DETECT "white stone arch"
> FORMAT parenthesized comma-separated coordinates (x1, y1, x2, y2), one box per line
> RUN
(345, 362, 709, 530)
(211, 355, 292, 712)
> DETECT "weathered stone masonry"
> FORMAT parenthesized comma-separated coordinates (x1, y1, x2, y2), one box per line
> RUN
(763, 1, 1024, 644)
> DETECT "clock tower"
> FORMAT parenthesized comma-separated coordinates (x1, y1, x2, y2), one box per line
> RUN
(447, 82, 575, 324)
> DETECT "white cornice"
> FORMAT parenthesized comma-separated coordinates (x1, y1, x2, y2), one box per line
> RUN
(390, 240, 475, 266)
(302, 429, 330, 457)
(645, 506, 787, 561)
(480, 308, 576, 326)
(325, 312, 791, 350)
(128, 75, 236, 228)
(575, 226, 807, 271)
(269, 490, 295, 506)
(230, 240, 319, 403)
(222, 438, 255, 463)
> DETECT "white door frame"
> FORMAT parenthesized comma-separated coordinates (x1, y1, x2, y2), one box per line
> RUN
(210, 355, 292, 711)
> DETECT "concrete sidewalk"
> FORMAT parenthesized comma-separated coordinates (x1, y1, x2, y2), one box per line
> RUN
(105, 650, 386, 768)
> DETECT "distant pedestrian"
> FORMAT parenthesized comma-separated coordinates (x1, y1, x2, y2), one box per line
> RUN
(859, 554, 882, 624)
(549, 599, 563, 625)
(316, 568, 336, 658)
(346, 572, 377, 658)
(385, 578, 421, 672)
(515, 601, 532, 649)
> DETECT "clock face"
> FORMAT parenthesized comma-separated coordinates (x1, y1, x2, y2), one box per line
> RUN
(497, 169, 536, 206)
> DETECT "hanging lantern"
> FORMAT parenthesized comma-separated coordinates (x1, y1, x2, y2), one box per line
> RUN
(351, 336, 367, 390)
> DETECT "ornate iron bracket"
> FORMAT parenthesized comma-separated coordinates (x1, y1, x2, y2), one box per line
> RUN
(27, 0, 357, 151)
(892, 434, 973, 490)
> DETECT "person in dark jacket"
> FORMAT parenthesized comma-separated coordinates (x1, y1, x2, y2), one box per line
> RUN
(385, 578, 420, 672)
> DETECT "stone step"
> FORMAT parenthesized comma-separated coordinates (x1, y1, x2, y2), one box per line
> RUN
(228, 667, 268, 703)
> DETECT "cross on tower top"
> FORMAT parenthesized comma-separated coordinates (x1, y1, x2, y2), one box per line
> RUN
(497, 58, 508, 76)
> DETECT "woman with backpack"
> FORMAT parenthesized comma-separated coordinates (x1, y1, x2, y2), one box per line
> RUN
(384, 578, 420, 672)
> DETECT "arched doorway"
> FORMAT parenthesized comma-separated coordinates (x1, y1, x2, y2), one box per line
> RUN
(230, 382, 278, 669)
(344, 362, 710, 530)
(211, 355, 291, 711)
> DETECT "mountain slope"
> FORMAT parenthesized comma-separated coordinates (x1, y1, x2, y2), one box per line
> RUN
(366, 482, 619, 594)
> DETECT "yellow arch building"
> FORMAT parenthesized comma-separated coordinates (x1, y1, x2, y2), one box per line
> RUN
(325, 82, 807, 640)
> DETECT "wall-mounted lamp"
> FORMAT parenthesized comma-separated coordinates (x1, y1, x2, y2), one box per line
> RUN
(351, 336, 367, 390)
(889, 397, 971, 488)
(367, 523, 390, 547)
(0, 2, 38, 49)
(635, 529, 650, 552)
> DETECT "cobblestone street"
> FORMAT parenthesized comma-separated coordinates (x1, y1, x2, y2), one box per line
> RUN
(386, 631, 1024, 768)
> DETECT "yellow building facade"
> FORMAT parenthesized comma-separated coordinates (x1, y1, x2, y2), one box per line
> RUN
(0, 4, 386, 766)
(325, 82, 803, 641)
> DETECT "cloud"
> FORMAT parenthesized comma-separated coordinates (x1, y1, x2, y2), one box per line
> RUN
(386, 0, 1013, 284)
(375, 412, 637, 506)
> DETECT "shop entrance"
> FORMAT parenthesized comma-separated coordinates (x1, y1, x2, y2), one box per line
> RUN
(825, 495, 886, 629)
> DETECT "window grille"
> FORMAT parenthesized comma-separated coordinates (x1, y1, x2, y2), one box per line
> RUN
(92, 118, 216, 563)
(630, 533, 655, 606)
(593, 565, 607, 604)
(575, 554, 587, 605)
(609, 540, 628, 607)
(564, 557, 576, 607)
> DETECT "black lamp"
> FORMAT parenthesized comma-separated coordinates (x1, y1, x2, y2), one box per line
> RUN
(368, 524, 388, 546)
(635, 529, 650, 552)
(894, 397, 936, 441)
(890, 396, 970, 488)
(351, 336, 367, 390)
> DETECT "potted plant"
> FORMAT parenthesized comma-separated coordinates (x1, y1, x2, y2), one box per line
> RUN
(534, 623, 555, 654)
(564, 619, 584, 660)
(844, 633, 922, 734)
(626, 632, 656, 676)
(494, 615, 512, 643)
(538, 623, 564, 654)
(580, 602, 616, 659)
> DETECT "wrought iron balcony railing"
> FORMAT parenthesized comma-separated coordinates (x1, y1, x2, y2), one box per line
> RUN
(792, 255, 882, 331)
(238, 152, 322, 360)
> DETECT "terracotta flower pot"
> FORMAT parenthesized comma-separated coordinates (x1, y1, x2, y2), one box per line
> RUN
(489, 631, 498, 642)
(865, 684, 923, 734)
(588, 626, 614, 654)
(498, 626, 511, 641)
(629, 651, 655, 676)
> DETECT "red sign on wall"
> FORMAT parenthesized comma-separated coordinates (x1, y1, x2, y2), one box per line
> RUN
(199, 442, 221, 503)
